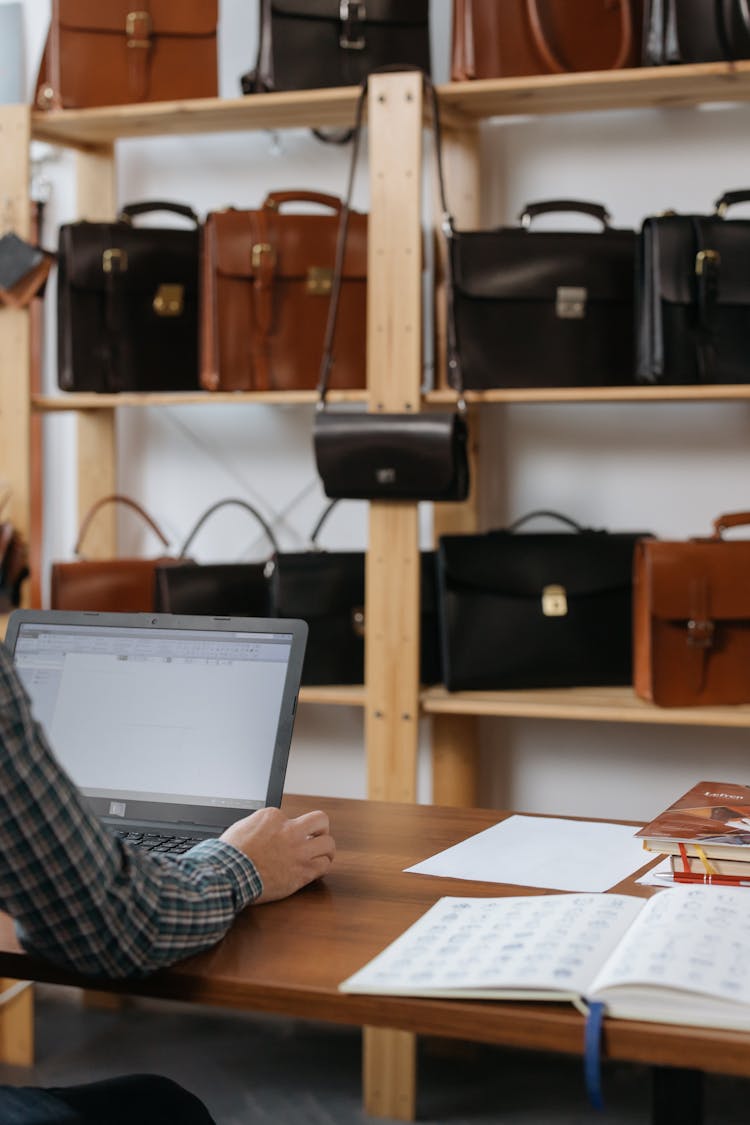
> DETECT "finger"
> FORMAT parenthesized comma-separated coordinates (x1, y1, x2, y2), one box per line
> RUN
(304, 833, 336, 861)
(294, 810, 330, 837)
(303, 853, 334, 883)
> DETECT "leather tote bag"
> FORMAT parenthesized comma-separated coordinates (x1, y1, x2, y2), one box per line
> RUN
(50, 495, 181, 613)
(450, 199, 637, 389)
(643, 0, 750, 65)
(437, 510, 652, 691)
(313, 72, 470, 503)
(636, 190, 750, 385)
(242, 0, 430, 94)
(35, 0, 218, 110)
(451, 0, 642, 80)
(153, 498, 280, 618)
(633, 512, 750, 707)
(267, 501, 443, 685)
(57, 201, 201, 393)
(200, 191, 367, 393)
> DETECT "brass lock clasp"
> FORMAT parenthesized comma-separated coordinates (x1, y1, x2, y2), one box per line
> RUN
(102, 248, 127, 274)
(542, 584, 568, 617)
(153, 284, 184, 317)
(307, 266, 333, 296)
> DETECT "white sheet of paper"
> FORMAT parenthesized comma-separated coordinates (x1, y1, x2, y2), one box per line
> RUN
(636, 857, 674, 887)
(405, 814, 648, 893)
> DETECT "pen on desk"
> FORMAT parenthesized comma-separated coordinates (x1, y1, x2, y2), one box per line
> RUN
(672, 872, 750, 887)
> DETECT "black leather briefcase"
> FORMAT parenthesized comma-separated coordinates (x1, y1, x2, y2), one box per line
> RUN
(450, 199, 636, 389)
(643, 0, 750, 64)
(242, 0, 431, 93)
(437, 511, 651, 691)
(57, 200, 201, 393)
(637, 190, 750, 385)
(268, 502, 442, 685)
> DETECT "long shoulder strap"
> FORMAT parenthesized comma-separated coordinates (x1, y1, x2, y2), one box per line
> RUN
(316, 69, 465, 409)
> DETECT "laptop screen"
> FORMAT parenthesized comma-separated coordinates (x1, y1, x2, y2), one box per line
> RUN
(7, 612, 307, 831)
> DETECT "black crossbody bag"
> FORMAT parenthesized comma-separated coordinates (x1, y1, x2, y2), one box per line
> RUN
(312, 71, 470, 503)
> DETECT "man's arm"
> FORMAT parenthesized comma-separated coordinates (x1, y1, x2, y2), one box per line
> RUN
(0, 644, 333, 978)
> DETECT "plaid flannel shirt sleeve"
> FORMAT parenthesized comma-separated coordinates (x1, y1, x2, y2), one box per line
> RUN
(0, 643, 263, 979)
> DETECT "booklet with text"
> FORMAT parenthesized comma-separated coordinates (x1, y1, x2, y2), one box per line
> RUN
(340, 886, 750, 1030)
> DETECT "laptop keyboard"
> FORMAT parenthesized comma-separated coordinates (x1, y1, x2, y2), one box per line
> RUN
(111, 831, 207, 855)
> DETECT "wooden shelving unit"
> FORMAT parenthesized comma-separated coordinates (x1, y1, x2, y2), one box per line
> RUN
(3, 59, 750, 1120)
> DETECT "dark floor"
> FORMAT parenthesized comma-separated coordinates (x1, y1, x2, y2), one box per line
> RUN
(0, 986, 748, 1123)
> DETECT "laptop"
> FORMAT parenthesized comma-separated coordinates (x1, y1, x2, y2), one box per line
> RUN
(5, 610, 307, 852)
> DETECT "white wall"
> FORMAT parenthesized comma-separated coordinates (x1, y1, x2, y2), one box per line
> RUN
(12, 0, 750, 820)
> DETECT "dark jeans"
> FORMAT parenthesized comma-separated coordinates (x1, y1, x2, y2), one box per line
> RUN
(0, 1074, 216, 1124)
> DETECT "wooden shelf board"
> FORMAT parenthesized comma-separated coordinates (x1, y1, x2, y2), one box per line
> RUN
(30, 89, 362, 149)
(427, 385, 750, 404)
(441, 60, 750, 121)
(29, 63, 750, 151)
(421, 686, 750, 728)
(298, 685, 366, 707)
(32, 390, 368, 411)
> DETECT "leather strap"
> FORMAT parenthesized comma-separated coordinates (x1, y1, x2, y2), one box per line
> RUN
(250, 208, 275, 392)
(126, 6, 153, 101)
(525, 0, 634, 72)
(316, 69, 465, 407)
(118, 201, 199, 225)
(712, 511, 750, 536)
(178, 498, 280, 557)
(75, 494, 170, 558)
(690, 217, 719, 383)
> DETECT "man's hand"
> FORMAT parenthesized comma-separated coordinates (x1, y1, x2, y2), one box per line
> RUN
(220, 807, 335, 903)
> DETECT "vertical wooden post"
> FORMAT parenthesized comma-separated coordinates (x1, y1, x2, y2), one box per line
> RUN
(0, 105, 34, 1065)
(74, 148, 118, 556)
(362, 71, 424, 1122)
(432, 121, 483, 806)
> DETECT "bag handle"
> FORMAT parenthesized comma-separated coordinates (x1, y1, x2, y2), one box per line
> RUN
(714, 188, 750, 216)
(712, 511, 750, 538)
(525, 0, 634, 73)
(117, 201, 200, 226)
(263, 191, 343, 214)
(715, 0, 750, 60)
(507, 509, 588, 534)
(178, 498, 280, 558)
(518, 199, 611, 230)
(316, 68, 465, 409)
(74, 494, 170, 558)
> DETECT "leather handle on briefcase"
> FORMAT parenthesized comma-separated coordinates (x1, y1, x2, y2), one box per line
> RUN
(711, 511, 750, 538)
(74, 494, 170, 559)
(178, 498, 280, 558)
(508, 509, 589, 534)
(118, 201, 200, 226)
(526, 0, 634, 72)
(714, 189, 750, 216)
(263, 191, 343, 214)
(518, 200, 611, 229)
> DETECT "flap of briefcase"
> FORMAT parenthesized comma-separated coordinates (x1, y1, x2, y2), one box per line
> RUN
(208, 208, 367, 283)
(637, 538, 750, 622)
(439, 529, 646, 600)
(270, 551, 365, 621)
(642, 214, 750, 308)
(451, 227, 635, 304)
(270, 0, 428, 28)
(56, 0, 217, 38)
(59, 221, 198, 297)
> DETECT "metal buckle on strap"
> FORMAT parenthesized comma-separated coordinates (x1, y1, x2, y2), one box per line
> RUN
(556, 286, 587, 320)
(251, 243, 276, 270)
(542, 584, 568, 617)
(339, 0, 366, 49)
(686, 618, 715, 648)
(102, 248, 127, 274)
(695, 249, 720, 276)
(126, 10, 152, 48)
(153, 284, 184, 316)
(307, 267, 333, 295)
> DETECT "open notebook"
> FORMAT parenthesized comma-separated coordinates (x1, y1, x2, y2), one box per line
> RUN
(340, 885, 750, 1032)
(6, 609, 307, 845)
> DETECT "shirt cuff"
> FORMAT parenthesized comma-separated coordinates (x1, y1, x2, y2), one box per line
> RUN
(181, 838, 263, 907)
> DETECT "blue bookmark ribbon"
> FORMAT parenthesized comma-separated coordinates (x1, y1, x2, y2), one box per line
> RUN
(584, 1001, 606, 1111)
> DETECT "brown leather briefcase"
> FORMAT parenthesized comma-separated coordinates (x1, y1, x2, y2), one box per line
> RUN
(633, 512, 750, 707)
(451, 0, 642, 80)
(50, 495, 181, 613)
(35, 0, 218, 110)
(200, 191, 367, 393)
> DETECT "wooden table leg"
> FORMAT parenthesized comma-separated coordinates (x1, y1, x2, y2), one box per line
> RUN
(363, 1027, 417, 1120)
(651, 1066, 703, 1125)
(0, 979, 33, 1065)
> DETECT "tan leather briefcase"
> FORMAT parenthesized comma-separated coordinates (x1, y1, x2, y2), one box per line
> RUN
(35, 0, 218, 110)
(200, 191, 367, 393)
(633, 512, 750, 707)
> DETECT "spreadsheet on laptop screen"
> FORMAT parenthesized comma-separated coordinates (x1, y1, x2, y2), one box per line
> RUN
(14, 622, 295, 811)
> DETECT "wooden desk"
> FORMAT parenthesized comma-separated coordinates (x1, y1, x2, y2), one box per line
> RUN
(0, 795, 748, 1121)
